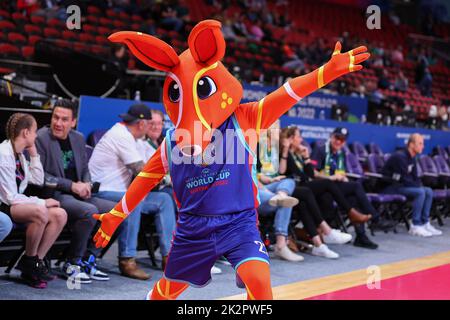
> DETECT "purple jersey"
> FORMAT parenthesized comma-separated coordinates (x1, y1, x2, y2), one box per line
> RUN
(165, 115, 260, 215)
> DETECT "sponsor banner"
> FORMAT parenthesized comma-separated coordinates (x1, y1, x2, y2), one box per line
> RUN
(242, 83, 368, 121)
(79, 96, 449, 155)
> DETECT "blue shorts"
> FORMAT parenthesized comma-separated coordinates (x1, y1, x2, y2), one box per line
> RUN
(164, 209, 270, 287)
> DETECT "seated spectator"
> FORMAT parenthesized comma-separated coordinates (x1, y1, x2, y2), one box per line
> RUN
(394, 71, 409, 92)
(378, 69, 391, 90)
(391, 45, 404, 66)
(232, 12, 250, 38)
(249, 20, 265, 42)
(140, 109, 174, 200)
(426, 105, 439, 129)
(0, 113, 67, 288)
(311, 127, 394, 249)
(0, 211, 12, 243)
(381, 134, 442, 237)
(89, 104, 176, 278)
(36, 99, 114, 283)
(437, 106, 449, 131)
(257, 173, 302, 261)
(160, 2, 184, 32)
(281, 39, 304, 72)
(419, 68, 433, 97)
(278, 128, 359, 258)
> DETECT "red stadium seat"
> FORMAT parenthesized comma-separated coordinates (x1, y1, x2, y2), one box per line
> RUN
(113, 20, 126, 28)
(79, 33, 95, 43)
(8, 32, 27, 44)
(83, 24, 97, 34)
(30, 15, 45, 25)
(21, 46, 35, 59)
(95, 35, 109, 45)
(99, 17, 113, 27)
(0, 43, 21, 56)
(131, 23, 141, 31)
(119, 12, 130, 21)
(24, 24, 42, 35)
(62, 30, 78, 41)
(106, 9, 119, 18)
(131, 15, 143, 23)
(87, 6, 102, 15)
(86, 15, 98, 24)
(28, 35, 42, 45)
(43, 27, 61, 38)
(47, 18, 65, 28)
(0, 10, 10, 19)
(12, 12, 28, 24)
(97, 26, 112, 36)
(0, 20, 16, 31)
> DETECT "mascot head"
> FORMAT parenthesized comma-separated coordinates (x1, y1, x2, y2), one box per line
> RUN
(109, 20, 243, 155)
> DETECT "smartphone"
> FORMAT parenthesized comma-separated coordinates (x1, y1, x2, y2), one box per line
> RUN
(91, 182, 100, 194)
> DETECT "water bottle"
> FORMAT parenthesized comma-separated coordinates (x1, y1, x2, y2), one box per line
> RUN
(319, 110, 325, 120)
(134, 90, 141, 101)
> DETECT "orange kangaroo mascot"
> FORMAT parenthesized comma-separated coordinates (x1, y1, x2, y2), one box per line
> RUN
(93, 20, 369, 300)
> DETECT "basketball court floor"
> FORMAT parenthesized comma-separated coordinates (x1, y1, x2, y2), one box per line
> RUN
(1, 222, 450, 300)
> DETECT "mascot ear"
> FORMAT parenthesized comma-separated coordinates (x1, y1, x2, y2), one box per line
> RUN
(109, 31, 180, 72)
(188, 20, 225, 66)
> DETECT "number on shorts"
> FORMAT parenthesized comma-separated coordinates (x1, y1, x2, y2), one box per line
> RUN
(254, 240, 269, 256)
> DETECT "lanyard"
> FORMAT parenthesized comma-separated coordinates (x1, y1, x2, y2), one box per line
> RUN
(324, 141, 345, 176)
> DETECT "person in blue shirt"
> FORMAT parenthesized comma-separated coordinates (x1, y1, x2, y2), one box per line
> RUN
(381, 133, 442, 237)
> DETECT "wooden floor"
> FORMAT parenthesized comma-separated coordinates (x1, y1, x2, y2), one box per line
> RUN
(220, 250, 450, 300)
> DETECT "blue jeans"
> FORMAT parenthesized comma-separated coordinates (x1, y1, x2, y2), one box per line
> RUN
(0, 212, 12, 243)
(384, 186, 433, 226)
(257, 179, 296, 237)
(96, 191, 176, 257)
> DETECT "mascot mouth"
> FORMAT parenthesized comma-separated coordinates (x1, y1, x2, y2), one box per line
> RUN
(180, 144, 203, 157)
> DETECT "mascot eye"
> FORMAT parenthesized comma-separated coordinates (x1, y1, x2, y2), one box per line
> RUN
(197, 76, 217, 99)
(168, 81, 180, 103)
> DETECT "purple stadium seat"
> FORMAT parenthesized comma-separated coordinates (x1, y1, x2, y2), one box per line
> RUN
(432, 145, 448, 161)
(346, 152, 406, 203)
(350, 141, 368, 161)
(368, 143, 384, 156)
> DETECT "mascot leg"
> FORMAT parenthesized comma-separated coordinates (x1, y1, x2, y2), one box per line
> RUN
(149, 278, 189, 300)
(236, 260, 273, 300)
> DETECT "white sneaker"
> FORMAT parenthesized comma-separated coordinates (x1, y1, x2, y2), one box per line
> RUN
(409, 225, 433, 237)
(311, 244, 339, 259)
(323, 229, 352, 244)
(269, 193, 299, 208)
(423, 222, 443, 236)
(211, 265, 222, 274)
(274, 245, 304, 262)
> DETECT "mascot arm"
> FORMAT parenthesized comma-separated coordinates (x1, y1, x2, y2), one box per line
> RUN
(93, 142, 167, 248)
(236, 42, 370, 132)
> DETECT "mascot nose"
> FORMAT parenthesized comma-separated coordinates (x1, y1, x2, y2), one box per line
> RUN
(180, 144, 202, 157)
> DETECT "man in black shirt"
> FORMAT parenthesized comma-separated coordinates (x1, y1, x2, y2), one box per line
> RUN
(311, 127, 393, 249)
(36, 100, 115, 283)
(382, 133, 442, 237)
